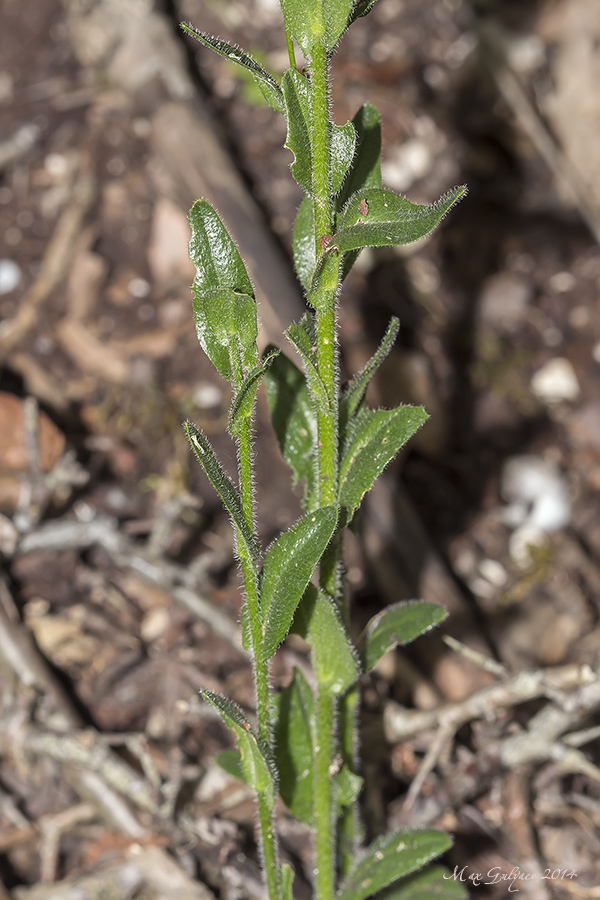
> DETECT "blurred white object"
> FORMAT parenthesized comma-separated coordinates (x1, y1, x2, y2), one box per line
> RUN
(501, 454, 571, 533)
(0, 259, 21, 294)
(530, 357, 580, 403)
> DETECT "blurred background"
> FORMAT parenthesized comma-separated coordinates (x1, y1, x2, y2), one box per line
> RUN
(1, 0, 599, 897)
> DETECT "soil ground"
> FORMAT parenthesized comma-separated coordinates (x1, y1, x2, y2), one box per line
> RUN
(0, 0, 599, 897)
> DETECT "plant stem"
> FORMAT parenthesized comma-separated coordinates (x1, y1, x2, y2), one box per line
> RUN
(236, 408, 280, 900)
(258, 794, 281, 900)
(314, 684, 336, 900)
(310, 30, 341, 900)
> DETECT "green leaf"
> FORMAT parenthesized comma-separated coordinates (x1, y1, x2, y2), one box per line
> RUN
(229, 350, 279, 436)
(215, 748, 246, 782)
(339, 406, 429, 515)
(287, 317, 332, 416)
(180, 24, 284, 113)
(336, 763, 363, 814)
(280, 0, 355, 55)
(261, 506, 338, 659)
(337, 830, 453, 900)
(340, 317, 399, 432)
(337, 102, 383, 210)
(293, 195, 317, 290)
(360, 601, 448, 673)
(189, 200, 258, 381)
(283, 69, 356, 196)
(264, 348, 319, 510)
(281, 864, 295, 900)
(295, 585, 360, 694)
(194, 287, 259, 382)
(189, 199, 254, 297)
(185, 422, 260, 561)
(201, 691, 278, 806)
(273, 667, 315, 825)
(346, 0, 381, 29)
(328, 185, 467, 254)
(283, 69, 312, 194)
(378, 866, 468, 900)
(332, 120, 357, 196)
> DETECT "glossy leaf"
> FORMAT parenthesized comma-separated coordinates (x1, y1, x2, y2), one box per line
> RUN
(295, 585, 360, 694)
(283, 69, 356, 195)
(264, 348, 319, 509)
(340, 317, 399, 432)
(379, 866, 468, 900)
(185, 421, 260, 561)
(279, 0, 355, 55)
(180, 24, 284, 113)
(337, 830, 452, 900)
(189, 200, 258, 381)
(201, 691, 278, 806)
(339, 406, 429, 515)
(273, 667, 315, 825)
(293, 194, 316, 290)
(229, 350, 279, 436)
(287, 318, 332, 415)
(189, 199, 254, 297)
(328, 185, 467, 254)
(261, 506, 338, 659)
(360, 601, 448, 673)
(194, 287, 259, 382)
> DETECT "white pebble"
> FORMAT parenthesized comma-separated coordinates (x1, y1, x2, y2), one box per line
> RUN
(0, 259, 21, 294)
(530, 357, 580, 404)
(501, 454, 571, 533)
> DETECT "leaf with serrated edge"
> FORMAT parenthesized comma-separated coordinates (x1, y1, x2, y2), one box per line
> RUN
(293, 195, 316, 290)
(229, 350, 279, 436)
(201, 691, 277, 805)
(329, 185, 467, 254)
(264, 349, 318, 510)
(280, 0, 354, 55)
(339, 406, 429, 514)
(377, 865, 468, 900)
(273, 667, 315, 825)
(261, 506, 337, 659)
(294, 585, 360, 694)
(361, 601, 447, 673)
(340, 317, 399, 432)
(337, 830, 452, 900)
(185, 422, 260, 561)
(180, 24, 284, 113)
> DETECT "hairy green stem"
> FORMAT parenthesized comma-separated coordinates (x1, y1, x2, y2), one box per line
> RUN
(314, 685, 336, 900)
(258, 795, 281, 900)
(237, 405, 280, 900)
(309, 28, 342, 900)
